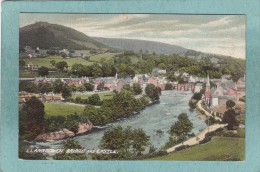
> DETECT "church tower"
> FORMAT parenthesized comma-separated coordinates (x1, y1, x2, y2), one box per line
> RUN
(205, 74, 211, 106)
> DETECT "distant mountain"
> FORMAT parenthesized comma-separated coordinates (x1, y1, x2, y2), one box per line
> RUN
(92, 37, 188, 55)
(93, 37, 243, 63)
(20, 22, 108, 50)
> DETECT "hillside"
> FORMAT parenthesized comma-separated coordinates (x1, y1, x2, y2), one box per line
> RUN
(92, 37, 188, 55)
(19, 22, 108, 50)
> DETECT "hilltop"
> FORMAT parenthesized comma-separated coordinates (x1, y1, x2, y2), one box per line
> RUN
(19, 22, 108, 50)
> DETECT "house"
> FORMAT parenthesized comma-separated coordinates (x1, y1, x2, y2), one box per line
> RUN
(174, 70, 180, 77)
(148, 77, 159, 87)
(19, 91, 41, 103)
(42, 94, 63, 102)
(152, 68, 166, 74)
(68, 53, 82, 58)
(133, 74, 144, 85)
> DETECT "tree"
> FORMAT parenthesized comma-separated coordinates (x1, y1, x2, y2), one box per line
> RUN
(158, 63, 166, 69)
(61, 52, 67, 58)
(20, 96, 45, 140)
(145, 84, 160, 101)
(19, 60, 26, 67)
(165, 83, 173, 90)
(122, 84, 132, 92)
(53, 139, 87, 160)
(55, 61, 68, 71)
(61, 86, 72, 100)
(192, 92, 202, 100)
(77, 85, 86, 92)
(69, 85, 77, 92)
(226, 100, 235, 109)
(132, 128, 150, 156)
(84, 83, 94, 91)
(169, 113, 193, 140)
(19, 81, 39, 93)
(50, 60, 56, 67)
(88, 94, 100, 105)
(53, 79, 64, 93)
(222, 109, 239, 130)
(96, 126, 150, 160)
(132, 83, 142, 95)
(38, 66, 49, 76)
(38, 83, 52, 94)
(97, 83, 105, 91)
(82, 105, 105, 126)
(91, 63, 103, 78)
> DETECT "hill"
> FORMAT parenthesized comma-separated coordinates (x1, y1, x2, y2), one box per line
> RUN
(19, 22, 108, 50)
(92, 37, 188, 55)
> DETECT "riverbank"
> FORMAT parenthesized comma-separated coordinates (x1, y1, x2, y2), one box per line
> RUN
(36, 99, 160, 141)
(35, 123, 93, 141)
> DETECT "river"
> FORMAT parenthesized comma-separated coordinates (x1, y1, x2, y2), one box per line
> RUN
(32, 90, 207, 150)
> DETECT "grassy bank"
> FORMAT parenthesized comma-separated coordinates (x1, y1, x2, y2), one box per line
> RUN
(44, 102, 85, 116)
(150, 136, 245, 161)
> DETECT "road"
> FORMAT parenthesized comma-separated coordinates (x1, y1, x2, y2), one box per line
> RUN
(197, 100, 222, 121)
(166, 123, 227, 153)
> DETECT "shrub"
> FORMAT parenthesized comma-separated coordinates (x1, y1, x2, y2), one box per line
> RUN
(199, 136, 212, 144)
(175, 145, 190, 151)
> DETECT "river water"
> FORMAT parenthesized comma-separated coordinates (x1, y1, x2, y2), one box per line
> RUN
(33, 90, 207, 150)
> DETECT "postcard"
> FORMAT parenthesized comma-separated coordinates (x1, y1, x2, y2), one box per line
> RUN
(18, 13, 246, 161)
(1, 1, 260, 172)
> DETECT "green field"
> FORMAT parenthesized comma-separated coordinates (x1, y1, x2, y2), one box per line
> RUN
(44, 102, 85, 116)
(89, 53, 121, 62)
(71, 92, 115, 100)
(150, 137, 245, 161)
(24, 53, 120, 69)
(24, 56, 93, 68)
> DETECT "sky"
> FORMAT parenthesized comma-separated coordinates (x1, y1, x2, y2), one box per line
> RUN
(20, 13, 246, 59)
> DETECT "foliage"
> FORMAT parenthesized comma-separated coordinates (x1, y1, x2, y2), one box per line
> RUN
(165, 83, 173, 90)
(222, 109, 239, 130)
(61, 85, 72, 100)
(132, 83, 143, 95)
(168, 113, 193, 142)
(38, 66, 49, 76)
(145, 84, 161, 101)
(53, 139, 87, 160)
(226, 100, 235, 109)
(84, 83, 94, 91)
(52, 79, 64, 93)
(77, 85, 86, 92)
(97, 82, 105, 91)
(38, 82, 52, 94)
(94, 126, 150, 160)
(88, 94, 101, 105)
(19, 60, 26, 67)
(19, 96, 45, 140)
(19, 81, 39, 93)
(55, 61, 68, 71)
(192, 92, 202, 100)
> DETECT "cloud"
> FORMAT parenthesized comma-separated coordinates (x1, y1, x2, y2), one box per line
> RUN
(20, 14, 246, 59)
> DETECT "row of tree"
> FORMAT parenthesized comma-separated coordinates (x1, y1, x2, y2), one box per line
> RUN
(82, 91, 150, 126)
